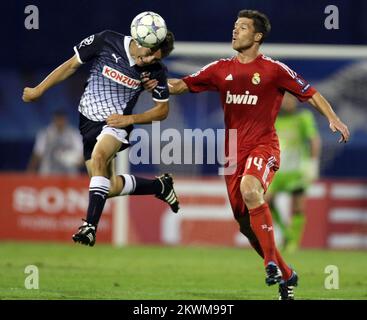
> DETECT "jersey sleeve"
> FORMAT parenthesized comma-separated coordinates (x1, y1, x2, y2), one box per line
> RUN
(149, 65, 169, 102)
(276, 61, 317, 102)
(182, 60, 220, 93)
(73, 31, 105, 64)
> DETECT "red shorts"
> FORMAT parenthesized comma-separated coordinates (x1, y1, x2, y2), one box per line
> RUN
(224, 144, 280, 217)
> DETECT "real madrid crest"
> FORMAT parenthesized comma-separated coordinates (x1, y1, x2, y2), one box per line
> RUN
(252, 72, 261, 85)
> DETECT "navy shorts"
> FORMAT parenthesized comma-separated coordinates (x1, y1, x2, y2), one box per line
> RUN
(79, 113, 132, 161)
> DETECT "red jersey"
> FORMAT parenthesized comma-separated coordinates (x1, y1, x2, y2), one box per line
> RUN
(182, 54, 317, 153)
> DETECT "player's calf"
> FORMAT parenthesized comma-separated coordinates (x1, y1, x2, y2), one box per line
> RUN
(119, 173, 180, 213)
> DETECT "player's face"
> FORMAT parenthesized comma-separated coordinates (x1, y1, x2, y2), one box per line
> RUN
(232, 18, 260, 51)
(53, 115, 67, 131)
(135, 46, 162, 66)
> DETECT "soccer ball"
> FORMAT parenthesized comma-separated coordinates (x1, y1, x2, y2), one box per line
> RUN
(130, 11, 167, 48)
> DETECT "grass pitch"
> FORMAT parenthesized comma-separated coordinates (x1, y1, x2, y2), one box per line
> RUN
(0, 242, 366, 300)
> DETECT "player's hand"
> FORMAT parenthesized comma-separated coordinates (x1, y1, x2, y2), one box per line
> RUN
(22, 87, 43, 102)
(329, 118, 350, 143)
(142, 79, 158, 92)
(141, 72, 158, 92)
(106, 114, 134, 128)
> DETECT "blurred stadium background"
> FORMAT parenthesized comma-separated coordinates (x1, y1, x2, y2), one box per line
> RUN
(0, 0, 366, 299)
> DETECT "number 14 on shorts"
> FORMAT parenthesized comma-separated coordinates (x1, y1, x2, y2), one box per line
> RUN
(246, 157, 263, 170)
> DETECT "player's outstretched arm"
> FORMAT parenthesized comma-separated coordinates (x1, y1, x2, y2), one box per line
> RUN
(22, 55, 81, 102)
(141, 78, 189, 95)
(308, 91, 350, 143)
(106, 101, 169, 128)
(168, 79, 189, 95)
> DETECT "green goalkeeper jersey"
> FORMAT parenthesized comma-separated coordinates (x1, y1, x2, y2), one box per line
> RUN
(275, 108, 318, 173)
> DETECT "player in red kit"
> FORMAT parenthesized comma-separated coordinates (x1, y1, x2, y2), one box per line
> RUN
(144, 10, 349, 300)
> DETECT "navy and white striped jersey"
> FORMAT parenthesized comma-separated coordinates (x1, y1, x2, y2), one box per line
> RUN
(73, 30, 169, 122)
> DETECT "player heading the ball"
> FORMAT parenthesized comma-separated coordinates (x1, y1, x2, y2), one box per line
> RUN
(131, 11, 168, 48)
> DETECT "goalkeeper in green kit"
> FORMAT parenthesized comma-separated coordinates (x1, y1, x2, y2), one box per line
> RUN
(265, 92, 321, 253)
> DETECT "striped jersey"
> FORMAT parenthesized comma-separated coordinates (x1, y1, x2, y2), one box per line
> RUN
(182, 54, 316, 153)
(74, 30, 169, 121)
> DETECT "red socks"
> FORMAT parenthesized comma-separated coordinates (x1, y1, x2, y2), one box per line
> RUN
(248, 203, 292, 280)
(276, 248, 293, 280)
(248, 203, 277, 266)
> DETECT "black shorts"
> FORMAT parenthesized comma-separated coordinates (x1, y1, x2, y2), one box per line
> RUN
(79, 113, 132, 161)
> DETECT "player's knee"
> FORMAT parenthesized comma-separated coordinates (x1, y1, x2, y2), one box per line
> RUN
(293, 203, 304, 215)
(91, 151, 108, 172)
(293, 195, 305, 214)
(240, 176, 264, 207)
(241, 187, 262, 206)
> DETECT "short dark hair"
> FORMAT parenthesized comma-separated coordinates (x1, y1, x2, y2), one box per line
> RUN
(154, 30, 175, 58)
(237, 10, 271, 43)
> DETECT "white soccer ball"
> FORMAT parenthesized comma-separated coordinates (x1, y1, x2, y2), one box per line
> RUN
(130, 11, 167, 48)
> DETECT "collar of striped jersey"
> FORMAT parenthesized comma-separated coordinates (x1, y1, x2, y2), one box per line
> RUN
(124, 36, 136, 67)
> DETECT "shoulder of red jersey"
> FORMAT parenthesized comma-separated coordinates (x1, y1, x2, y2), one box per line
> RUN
(259, 54, 298, 78)
(188, 57, 235, 77)
(207, 57, 235, 67)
